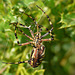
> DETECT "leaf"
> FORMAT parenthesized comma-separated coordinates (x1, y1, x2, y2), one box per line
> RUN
(59, 13, 75, 29)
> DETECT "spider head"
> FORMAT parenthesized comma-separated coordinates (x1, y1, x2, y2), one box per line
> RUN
(33, 33, 42, 46)
(36, 32, 41, 39)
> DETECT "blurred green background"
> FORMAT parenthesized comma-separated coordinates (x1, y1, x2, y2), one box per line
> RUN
(0, 0, 75, 75)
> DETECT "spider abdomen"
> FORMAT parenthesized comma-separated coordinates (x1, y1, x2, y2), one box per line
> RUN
(28, 45, 45, 68)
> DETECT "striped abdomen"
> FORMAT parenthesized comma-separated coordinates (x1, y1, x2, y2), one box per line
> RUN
(28, 45, 45, 68)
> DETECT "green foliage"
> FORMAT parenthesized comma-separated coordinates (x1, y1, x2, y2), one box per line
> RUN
(0, 0, 75, 75)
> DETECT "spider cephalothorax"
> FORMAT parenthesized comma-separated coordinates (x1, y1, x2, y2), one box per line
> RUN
(3, 5, 54, 68)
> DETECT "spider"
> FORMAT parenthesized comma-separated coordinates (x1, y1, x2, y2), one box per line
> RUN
(3, 5, 54, 68)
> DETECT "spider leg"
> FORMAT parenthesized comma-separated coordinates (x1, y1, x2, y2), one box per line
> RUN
(14, 25, 34, 46)
(20, 11, 37, 35)
(38, 24, 50, 33)
(36, 5, 54, 40)
(10, 23, 33, 40)
(20, 11, 41, 35)
(10, 23, 33, 46)
(18, 41, 33, 46)
(17, 23, 34, 38)
(15, 24, 33, 40)
(20, 11, 36, 24)
(41, 27, 53, 38)
(41, 38, 54, 42)
(2, 60, 29, 64)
